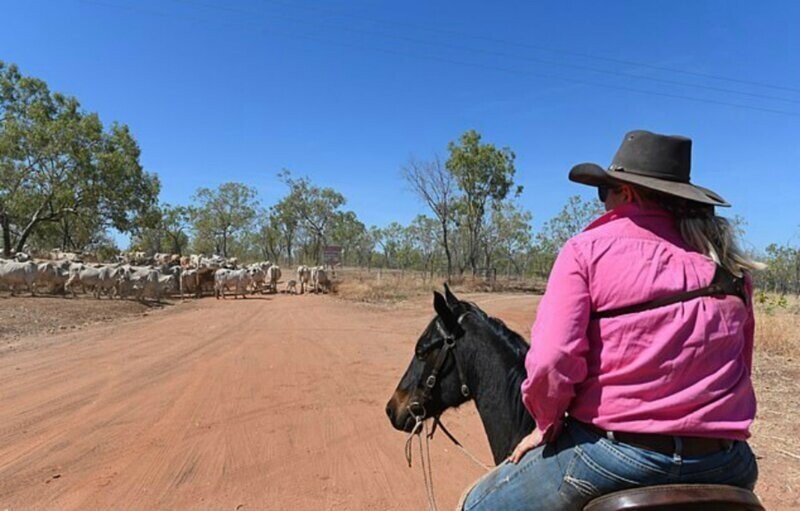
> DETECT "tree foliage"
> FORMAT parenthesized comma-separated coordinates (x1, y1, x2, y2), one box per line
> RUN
(0, 61, 159, 256)
(191, 182, 259, 257)
(531, 195, 604, 276)
(758, 242, 800, 295)
(278, 170, 346, 263)
(402, 156, 457, 280)
(446, 129, 520, 274)
(131, 203, 191, 255)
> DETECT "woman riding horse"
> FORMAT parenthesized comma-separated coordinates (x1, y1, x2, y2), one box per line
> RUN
(459, 130, 762, 510)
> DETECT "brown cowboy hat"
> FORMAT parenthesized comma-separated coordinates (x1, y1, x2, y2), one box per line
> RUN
(569, 130, 730, 207)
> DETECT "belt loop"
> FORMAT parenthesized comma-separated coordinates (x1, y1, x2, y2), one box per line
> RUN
(606, 430, 616, 442)
(672, 436, 683, 465)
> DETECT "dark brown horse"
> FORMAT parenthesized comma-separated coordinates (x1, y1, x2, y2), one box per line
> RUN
(385, 285, 535, 465)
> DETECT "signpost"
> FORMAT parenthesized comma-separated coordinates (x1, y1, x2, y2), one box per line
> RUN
(322, 246, 342, 266)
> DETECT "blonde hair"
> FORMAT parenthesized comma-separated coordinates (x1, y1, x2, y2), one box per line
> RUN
(625, 185, 766, 277)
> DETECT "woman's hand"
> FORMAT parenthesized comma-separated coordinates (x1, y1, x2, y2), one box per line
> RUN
(508, 429, 545, 464)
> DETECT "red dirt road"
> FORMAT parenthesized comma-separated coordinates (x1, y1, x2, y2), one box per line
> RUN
(0, 293, 788, 510)
(0, 294, 531, 510)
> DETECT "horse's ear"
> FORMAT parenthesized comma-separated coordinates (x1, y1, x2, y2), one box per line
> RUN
(433, 291, 458, 330)
(443, 282, 459, 307)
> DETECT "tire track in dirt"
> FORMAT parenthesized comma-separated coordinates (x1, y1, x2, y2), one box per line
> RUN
(0, 293, 539, 510)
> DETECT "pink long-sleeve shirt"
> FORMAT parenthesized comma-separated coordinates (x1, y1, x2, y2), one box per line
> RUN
(521, 202, 756, 441)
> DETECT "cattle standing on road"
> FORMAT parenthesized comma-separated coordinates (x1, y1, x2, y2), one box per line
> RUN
(265, 265, 281, 294)
(214, 268, 253, 300)
(312, 266, 330, 294)
(65, 265, 127, 299)
(0, 260, 38, 296)
(247, 263, 268, 294)
(296, 265, 311, 294)
(35, 262, 69, 295)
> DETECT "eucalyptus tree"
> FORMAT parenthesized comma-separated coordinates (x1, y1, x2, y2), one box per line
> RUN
(483, 200, 534, 277)
(407, 214, 442, 280)
(278, 170, 345, 264)
(0, 61, 159, 256)
(446, 130, 520, 275)
(402, 156, 457, 280)
(191, 182, 260, 258)
(329, 210, 367, 266)
(534, 195, 604, 275)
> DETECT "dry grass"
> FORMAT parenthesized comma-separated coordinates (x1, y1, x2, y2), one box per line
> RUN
(751, 349, 800, 508)
(754, 293, 800, 357)
(336, 269, 800, 358)
(333, 268, 436, 304)
(332, 268, 545, 304)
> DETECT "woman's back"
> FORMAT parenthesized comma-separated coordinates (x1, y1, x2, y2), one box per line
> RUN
(562, 202, 755, 440)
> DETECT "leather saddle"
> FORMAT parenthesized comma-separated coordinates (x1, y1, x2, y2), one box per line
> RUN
(582, 484, 764, 511)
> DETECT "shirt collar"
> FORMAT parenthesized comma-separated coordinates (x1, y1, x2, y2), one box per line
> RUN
(583, 202, 672, 232)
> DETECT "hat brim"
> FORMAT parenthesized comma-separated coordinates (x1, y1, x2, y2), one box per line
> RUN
(569, 163, 730, 207)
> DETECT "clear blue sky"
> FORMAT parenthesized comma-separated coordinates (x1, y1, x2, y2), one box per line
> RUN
(2, 0, 799, 251)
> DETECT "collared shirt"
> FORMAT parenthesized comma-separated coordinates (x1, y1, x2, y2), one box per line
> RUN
(521, 202, 756, 441)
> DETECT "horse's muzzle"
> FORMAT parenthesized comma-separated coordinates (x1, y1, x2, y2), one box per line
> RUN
(385, 391, 416, 432)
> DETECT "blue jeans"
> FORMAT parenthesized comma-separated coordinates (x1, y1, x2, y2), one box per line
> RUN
(460, 419, 757, 511)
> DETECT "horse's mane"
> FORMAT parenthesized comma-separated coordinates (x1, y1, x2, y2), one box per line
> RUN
(464, 301, 529, 364)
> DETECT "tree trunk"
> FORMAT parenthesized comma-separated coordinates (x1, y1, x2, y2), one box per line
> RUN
(1, 214, 11, 258)
(468, 222, 481, 277)
(15, 200, 52, 255)
(441, 221, 453, 283)
(15, 220, 39, 255)
(61, 217, 70, 251)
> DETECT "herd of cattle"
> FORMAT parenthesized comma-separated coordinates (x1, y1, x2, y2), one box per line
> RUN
(0, 250, 332, 301)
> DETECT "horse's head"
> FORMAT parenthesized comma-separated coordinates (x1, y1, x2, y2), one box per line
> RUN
(386, 284, 473, 432)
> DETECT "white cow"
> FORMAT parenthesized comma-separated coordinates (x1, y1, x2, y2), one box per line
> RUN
(266, 265, 282, 294)
(296, 265, 311, 294)
(0, 260, 38, 296)
(247, 264, 267, 294)
(116, 265, 152, 298)
(129, 268, 171, 302)
(35, 262, 69, 295)
(214, 268, 253, 299)
(65, 265, 125, 298)
(180, 268, 199, 297)
(312, 266, 330, 294)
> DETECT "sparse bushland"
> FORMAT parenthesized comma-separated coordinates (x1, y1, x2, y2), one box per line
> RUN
(754, 292, 800, 357)
(333, 267, 544, 304)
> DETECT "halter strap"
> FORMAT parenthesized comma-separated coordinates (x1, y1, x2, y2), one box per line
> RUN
(425, 315, 472, 399)
(425, 322, 470, 397)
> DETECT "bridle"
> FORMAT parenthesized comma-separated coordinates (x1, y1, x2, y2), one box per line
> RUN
(414, 311, 472, 416)
(421, 313, 472, 400)
(407, 310, 488, 457)
(403, 309, 490, 511)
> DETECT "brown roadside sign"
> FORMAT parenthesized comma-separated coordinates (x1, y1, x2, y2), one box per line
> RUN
(323, 246, 342, 265)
